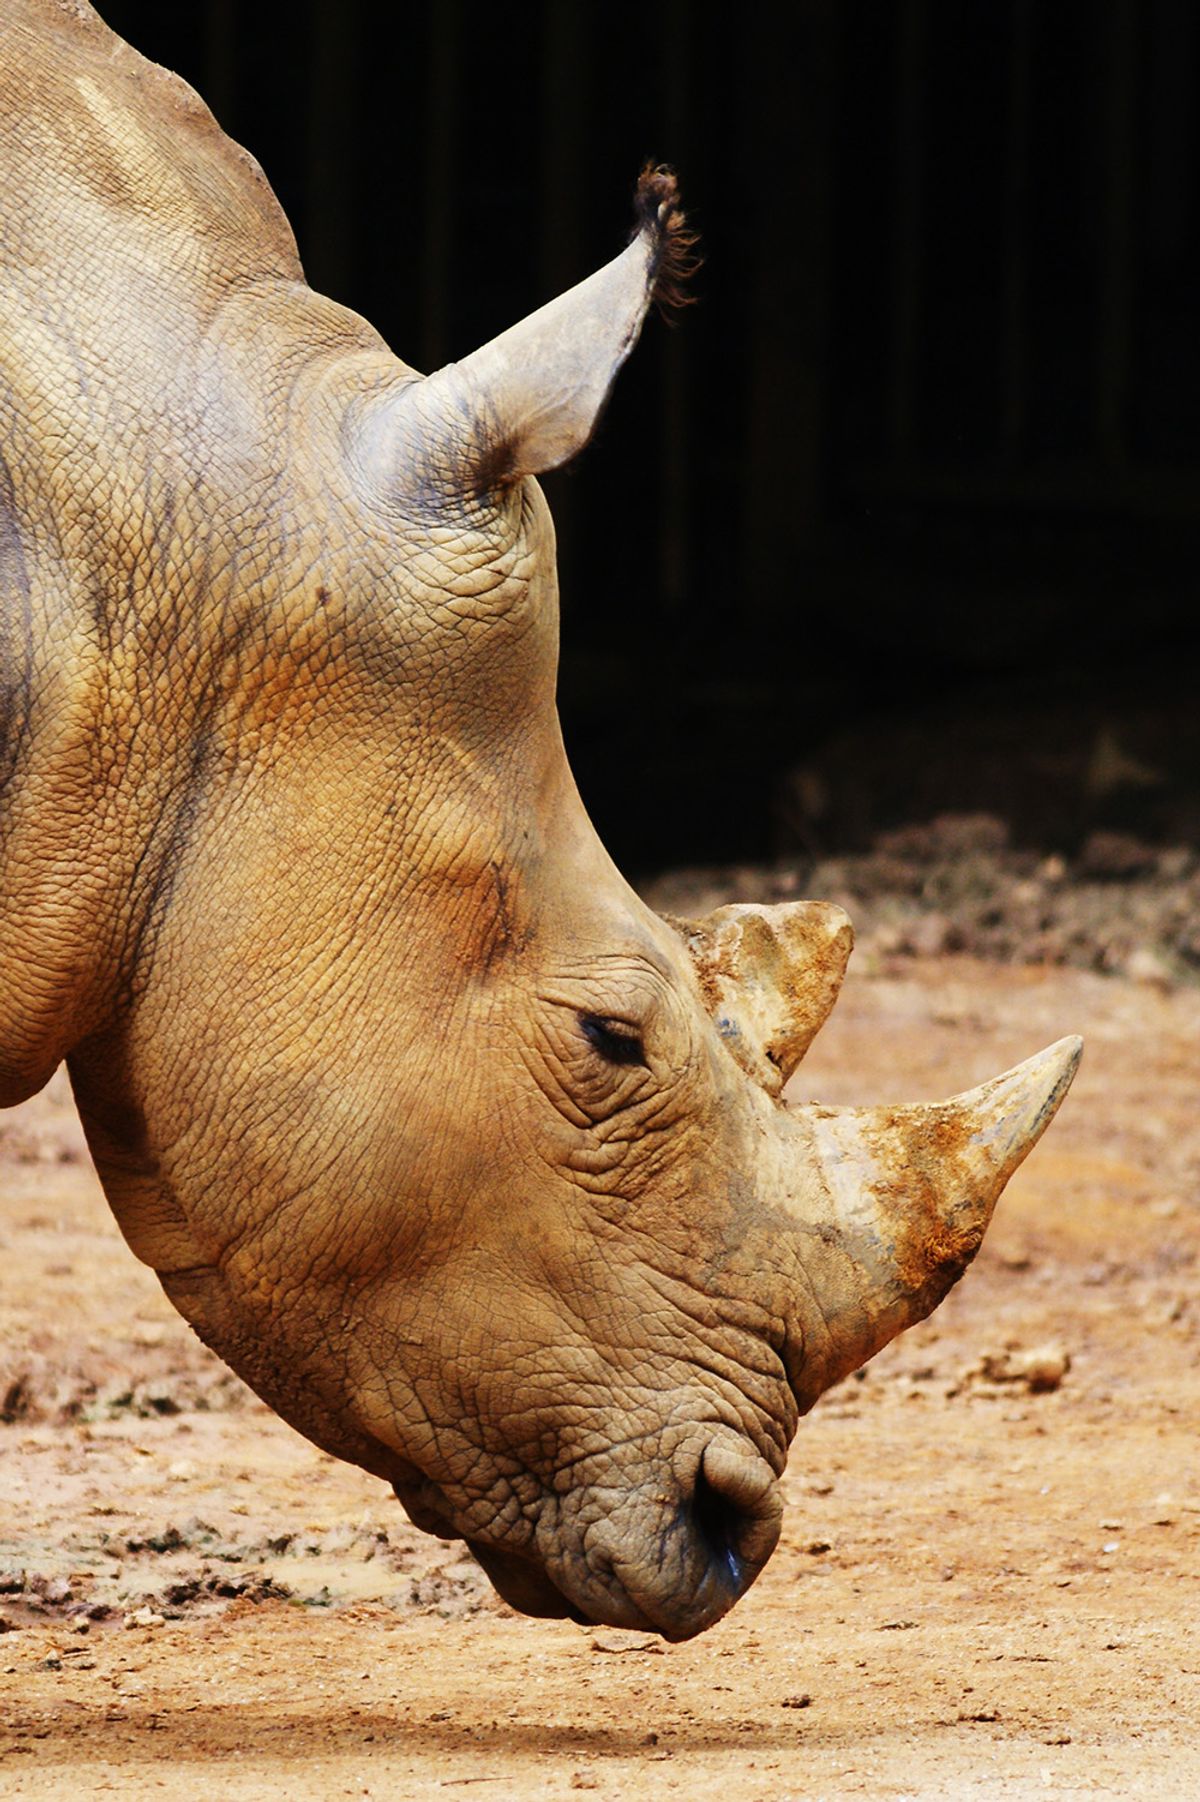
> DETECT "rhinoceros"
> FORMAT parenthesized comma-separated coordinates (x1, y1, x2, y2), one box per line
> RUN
(0, 0, 1081, 1641)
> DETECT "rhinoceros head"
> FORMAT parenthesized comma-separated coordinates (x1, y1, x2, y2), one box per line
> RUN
(14, 20, 1079, 1643)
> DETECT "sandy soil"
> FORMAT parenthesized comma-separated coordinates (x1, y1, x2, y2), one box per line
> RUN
(1, 955, 1198, 1800)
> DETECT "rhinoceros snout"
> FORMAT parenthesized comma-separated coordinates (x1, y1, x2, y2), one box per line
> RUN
(542, 1434, 783, 1642)
(403, 1433, 784, 1640)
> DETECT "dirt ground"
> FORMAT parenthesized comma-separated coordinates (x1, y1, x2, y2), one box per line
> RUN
(1, 953, 1198, 1799)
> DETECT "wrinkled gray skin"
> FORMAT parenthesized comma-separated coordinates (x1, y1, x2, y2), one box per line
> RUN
(0, 0, 1081, 1640)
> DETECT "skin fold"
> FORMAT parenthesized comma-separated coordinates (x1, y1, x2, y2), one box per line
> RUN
(0, 1, 1081, 1640)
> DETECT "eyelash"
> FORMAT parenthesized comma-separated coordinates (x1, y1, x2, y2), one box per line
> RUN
(578, 1013, 647, 1068)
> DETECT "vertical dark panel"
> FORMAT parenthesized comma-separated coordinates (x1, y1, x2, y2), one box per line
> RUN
(202, 0, 237, 129)
(888, 0, 930, 457)
(421, 0, 460, 371)
(920, 0, 1009, 462)
(304, 0, 359, 305)
(1001, 0, 1034, 464)
(538, 2, 587, 299)
(828, 2, 898, 480)
(1133, 0, 1200, 459)
(1027, 2, 1095, 459)
(538, 1, 588, 608)
(741, 0, 837, 609)
(40, 0, 1200, 858)
(657, 0, 692, 620)
(351, 9, 424, 365)
(1095, 0, 1139, 465)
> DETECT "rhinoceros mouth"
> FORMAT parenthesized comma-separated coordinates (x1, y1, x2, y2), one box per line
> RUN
(389, 1478, 594, 1624)
(465, 1517, 767, 1642)
(392, 1436, 784, 1639)
(464, 1540, 591, 1626)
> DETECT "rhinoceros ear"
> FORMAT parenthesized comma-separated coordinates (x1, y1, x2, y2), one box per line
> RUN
(668, 902, 854, 1096)
(359, 166, 696, 502)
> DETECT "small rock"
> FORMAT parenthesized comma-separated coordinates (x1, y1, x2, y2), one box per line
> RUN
(975, 1345, 1070, 1393)
(31, 1576, 72, 1606)
(863, 923, 905, 959)
(124, 1607, 165, 1630)
(1124, 946, 1172, 990)
(140, 1383, 181, 1417)
(1157, 847, 1192, 880)
(905, 913, 950, 957)
(589, 1634, 663, 1655)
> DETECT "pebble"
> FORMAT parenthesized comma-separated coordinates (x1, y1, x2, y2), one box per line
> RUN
(905, 913, 951, 957)
(974, 1345, 1071, 1392)
(123, 1607, 165, 1630)
(1124, 946, 1172, 989)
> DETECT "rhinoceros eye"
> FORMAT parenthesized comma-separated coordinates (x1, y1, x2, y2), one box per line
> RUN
(578, 1013, 647, 1068)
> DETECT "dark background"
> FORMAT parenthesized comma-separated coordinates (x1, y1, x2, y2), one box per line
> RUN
(97, 0, 1199, 874)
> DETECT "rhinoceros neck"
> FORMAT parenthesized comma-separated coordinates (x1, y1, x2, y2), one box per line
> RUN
(0, 308, 392, 1095)
(0, 1, 412, 1100)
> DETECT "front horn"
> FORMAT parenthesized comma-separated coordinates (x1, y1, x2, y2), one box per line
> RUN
(775, 1035, 1083, 1409)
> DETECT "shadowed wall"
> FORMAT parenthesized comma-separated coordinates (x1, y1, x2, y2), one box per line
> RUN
(92, 1, 1200, 865)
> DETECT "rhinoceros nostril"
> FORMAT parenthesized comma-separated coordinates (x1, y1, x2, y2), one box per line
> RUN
(691, 1462, 748, 1586)
(689, 1442, 783, 1594)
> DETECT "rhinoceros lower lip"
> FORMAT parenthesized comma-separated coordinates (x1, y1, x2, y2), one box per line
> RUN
(466, 1530, 753, 1642)
(390, 1480, 593, 1624)
(390, 1475, 467, 1542)
(464, 1540, 591, 1626)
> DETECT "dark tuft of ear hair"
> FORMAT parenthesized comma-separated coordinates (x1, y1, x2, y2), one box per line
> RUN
(632, 163, 700, 319)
